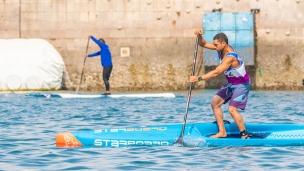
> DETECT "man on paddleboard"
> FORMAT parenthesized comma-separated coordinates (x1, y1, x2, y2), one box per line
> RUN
(190, 30, 250, 139)
(85, 35, 113, 95)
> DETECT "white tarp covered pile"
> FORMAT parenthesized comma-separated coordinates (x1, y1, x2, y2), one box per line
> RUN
(0, 39, 65, 91)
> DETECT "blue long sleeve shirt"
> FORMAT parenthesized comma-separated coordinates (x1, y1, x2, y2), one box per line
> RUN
(88, 36, 113, 67)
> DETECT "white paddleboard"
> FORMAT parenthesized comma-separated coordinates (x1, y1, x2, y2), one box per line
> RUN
(26, 93, 176, 98)
(109, 93, 175, 98)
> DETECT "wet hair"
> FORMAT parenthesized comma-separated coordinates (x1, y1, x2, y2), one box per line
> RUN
(99, 38, 105, 43)
(213, 33, 228, 44)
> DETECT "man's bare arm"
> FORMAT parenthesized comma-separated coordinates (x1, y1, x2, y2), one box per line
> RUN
(190, 57, 234, 82)
(194, 30, 216, 50)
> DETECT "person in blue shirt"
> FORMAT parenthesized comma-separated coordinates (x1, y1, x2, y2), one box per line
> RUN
(85, 35, 113, 95)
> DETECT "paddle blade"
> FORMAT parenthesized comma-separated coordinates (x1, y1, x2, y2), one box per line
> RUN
(174, 137, 184, 146)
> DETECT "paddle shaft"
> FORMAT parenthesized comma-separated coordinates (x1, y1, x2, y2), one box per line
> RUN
(175, 35, 200, 144)
(76, 37, 90, 94)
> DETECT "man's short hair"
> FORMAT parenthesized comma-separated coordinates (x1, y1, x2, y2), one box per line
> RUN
(99, 38, 105, 43)
(213, 33, 228, 44)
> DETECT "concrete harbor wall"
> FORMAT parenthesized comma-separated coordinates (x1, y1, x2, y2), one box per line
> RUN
(1, 0, 304, 91)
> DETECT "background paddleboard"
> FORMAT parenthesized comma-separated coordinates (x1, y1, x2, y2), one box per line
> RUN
(26, 92, 176, 98)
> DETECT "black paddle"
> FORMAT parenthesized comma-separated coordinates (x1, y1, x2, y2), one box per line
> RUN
(76, 37, 90, 94)
(175, 34, 200, 145)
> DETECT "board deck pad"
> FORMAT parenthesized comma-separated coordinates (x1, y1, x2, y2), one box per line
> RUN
(205, 132, 271, 139)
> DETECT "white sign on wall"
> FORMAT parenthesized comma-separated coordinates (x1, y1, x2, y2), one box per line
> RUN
(120, 47, 130, 57)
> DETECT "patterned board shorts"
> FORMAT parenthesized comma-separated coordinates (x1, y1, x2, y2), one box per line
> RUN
(216, 82, 250, 110)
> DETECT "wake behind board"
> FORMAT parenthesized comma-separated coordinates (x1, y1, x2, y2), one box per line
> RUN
(26, 92, 175, 98)
(56, 122, 304, 148)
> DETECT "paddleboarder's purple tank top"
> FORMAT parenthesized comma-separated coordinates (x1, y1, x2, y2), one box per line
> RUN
(218, 50, 250, 85)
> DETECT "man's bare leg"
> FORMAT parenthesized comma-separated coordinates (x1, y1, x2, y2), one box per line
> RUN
(228, 106, 248, 138)
(210, 95, 226, 138)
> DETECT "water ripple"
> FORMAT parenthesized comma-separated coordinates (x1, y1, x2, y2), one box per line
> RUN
(0, 90, 304, 170)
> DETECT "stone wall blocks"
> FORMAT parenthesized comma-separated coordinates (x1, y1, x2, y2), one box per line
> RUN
(1, 0, 304, 90)
(0, 30, 19, 38)
(0, 0, 19, 4)
(110, 30, 126, 38)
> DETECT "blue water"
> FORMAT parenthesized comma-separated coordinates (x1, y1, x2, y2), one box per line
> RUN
(1, 90, 304, 171)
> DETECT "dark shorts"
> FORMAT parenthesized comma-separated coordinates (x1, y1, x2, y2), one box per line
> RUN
(216, 82, 250, 110)
(103, 66, 113, 80)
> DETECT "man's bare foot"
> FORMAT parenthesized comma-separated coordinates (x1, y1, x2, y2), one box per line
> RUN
(210, 132, 227, 138)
